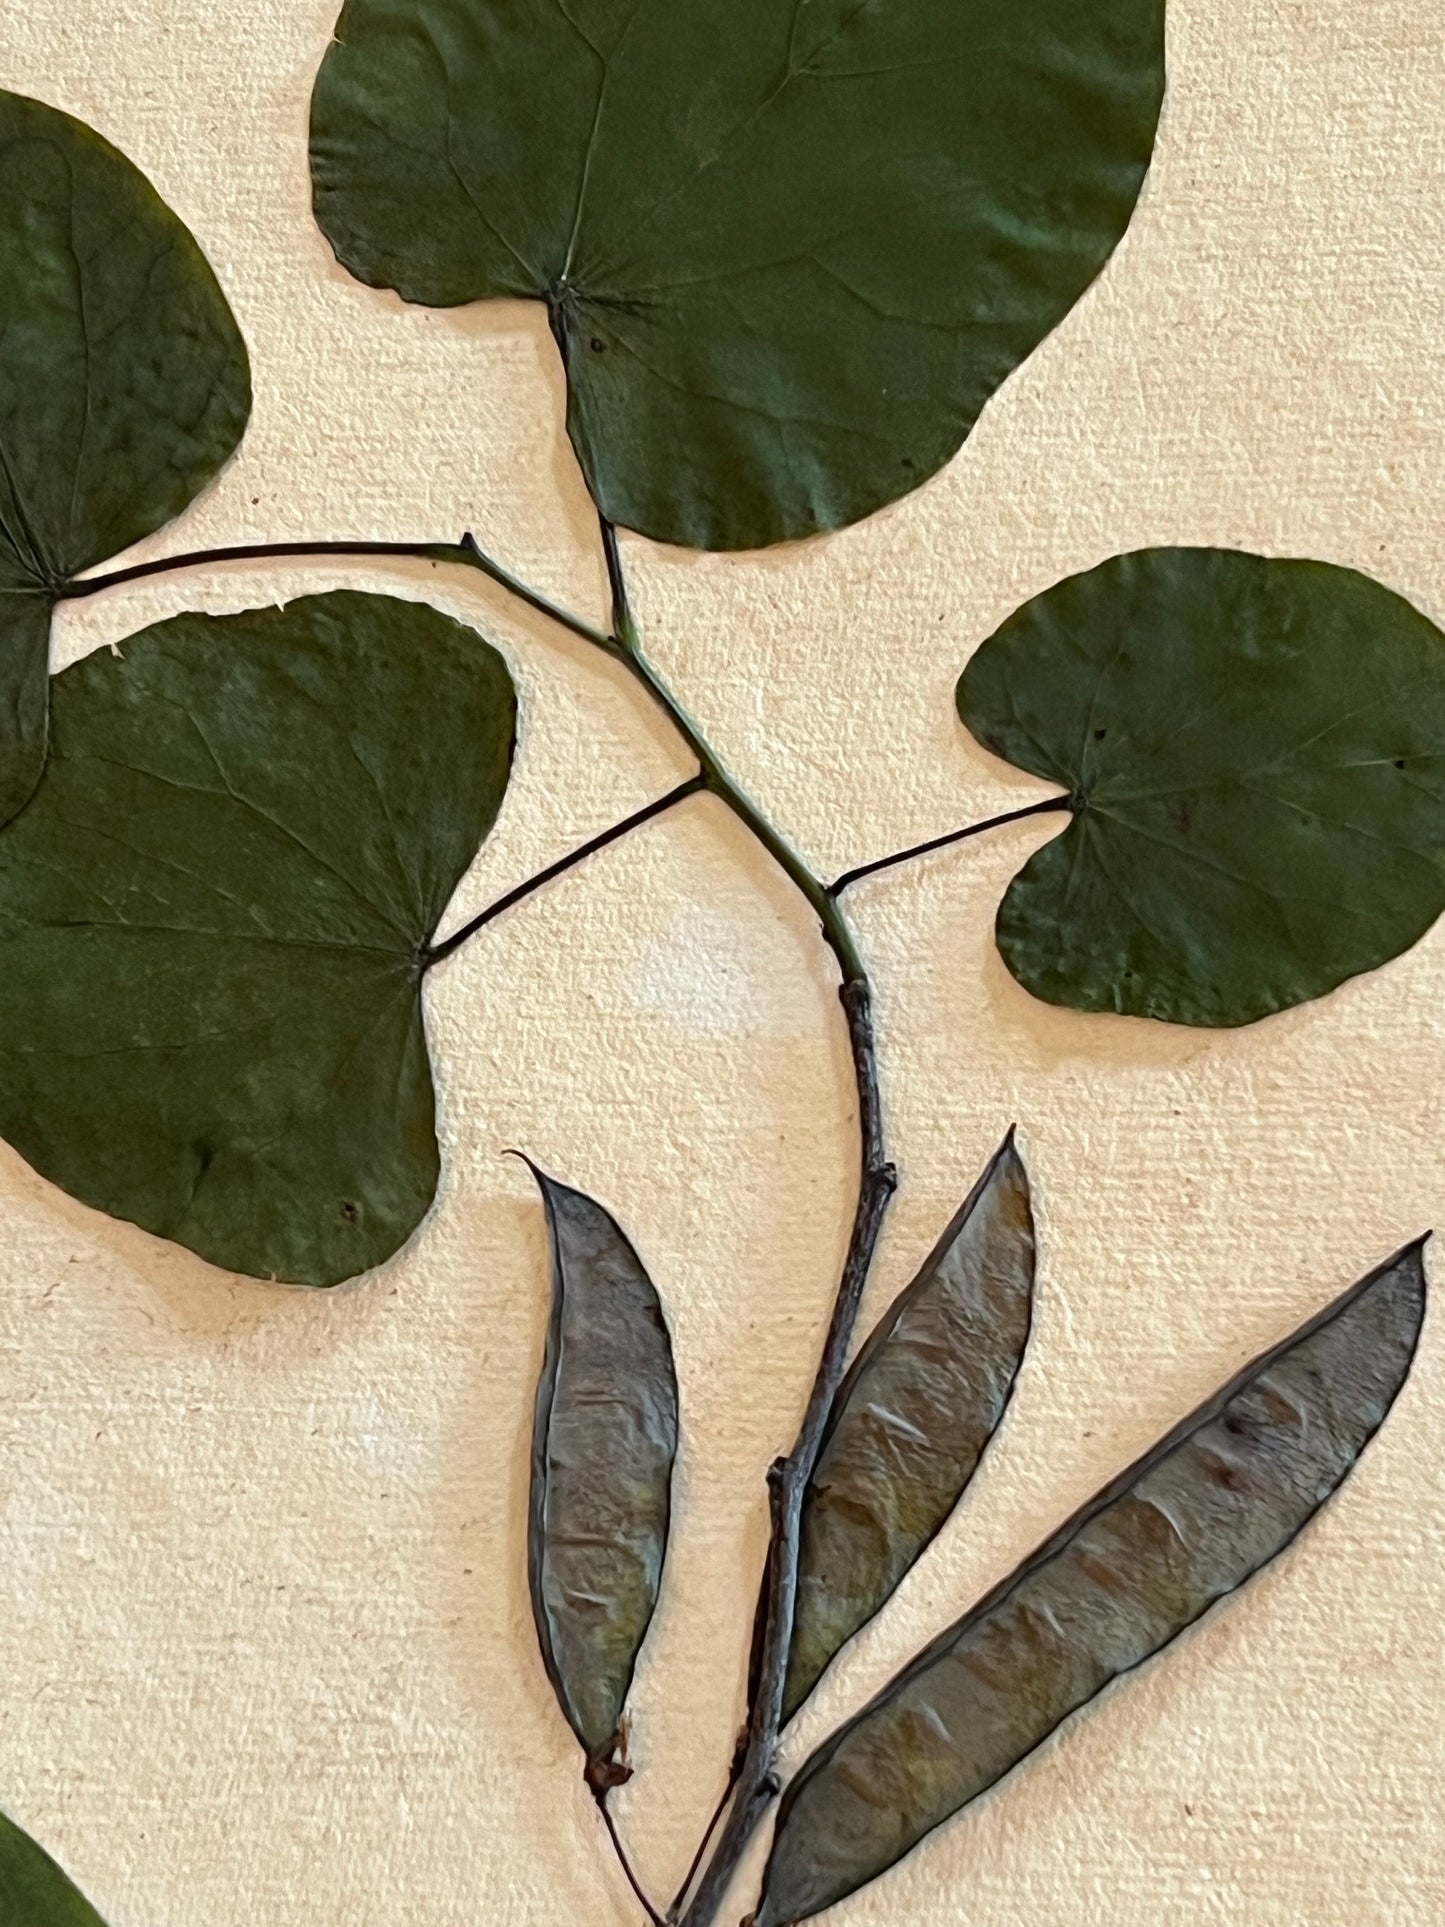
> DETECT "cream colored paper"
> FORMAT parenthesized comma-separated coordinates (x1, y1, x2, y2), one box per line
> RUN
(1, 2, 1442, 1921)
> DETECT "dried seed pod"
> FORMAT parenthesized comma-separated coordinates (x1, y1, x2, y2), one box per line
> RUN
(525, 1162, 680, 1786)
(785, 1132, 1035, 1719)
(755, 1240, 1427, 1926)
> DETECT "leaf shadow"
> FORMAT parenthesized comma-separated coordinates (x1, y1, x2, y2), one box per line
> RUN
(0, 1131, 411, 1346)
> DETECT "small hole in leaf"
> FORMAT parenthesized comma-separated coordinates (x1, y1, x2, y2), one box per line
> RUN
(590, 337, 606, 353)
(340, 1201, 360, 1224)
(1093, 728, 1107, 741)
(1395, 758, 1407, 769)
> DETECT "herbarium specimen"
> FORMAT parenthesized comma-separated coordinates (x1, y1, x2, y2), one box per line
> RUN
(0, 2, 1436, 1921)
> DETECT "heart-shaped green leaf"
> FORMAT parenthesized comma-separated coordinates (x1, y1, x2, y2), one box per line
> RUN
(526, 1162, 679, 1782)
(0, 90, 251, 824)
(958, 548, 1445, 1028)
(0, 591, 515, 1288)
(784, 1131, 1034, 1721)
(755, 1240, 1426, 1927)
(0, 1809, 108, 1925)
(309, 0, 1164, 551)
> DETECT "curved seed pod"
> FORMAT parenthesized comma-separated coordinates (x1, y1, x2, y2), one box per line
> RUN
(0, 1808, 108, 1923)
(526, 1161, 679, 1787)
(754, 1240, 1427, 1927)
(784, 1132, 1035, 1721)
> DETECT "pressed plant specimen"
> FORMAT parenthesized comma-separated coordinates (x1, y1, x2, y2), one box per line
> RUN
(0, 4, 1438, 1920)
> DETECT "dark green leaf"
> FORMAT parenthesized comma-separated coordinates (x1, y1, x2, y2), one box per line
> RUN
(0, 1809, 108, 1925)
(753, 1241, 1426, 1927)
(0, 591, 515, 1288)
(784, 1131, 1034, 1722)
(527, 1162, 679, 1781)
(958, 548, 1445, 1028)
(309, 0, 1164, 551)
(0, 90, 251, 824)
(0, 592, 50, 832)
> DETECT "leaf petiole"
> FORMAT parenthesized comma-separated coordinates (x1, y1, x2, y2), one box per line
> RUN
(56, 532, 621, 657)
(828, 793, 1074, 897)
(422, 773, 706, 969)
(597, 1791, 667, 1927)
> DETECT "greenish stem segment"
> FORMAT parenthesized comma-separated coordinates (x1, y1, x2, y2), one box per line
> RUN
(594, 513, 866, 986)
(618, 641, 868, 985)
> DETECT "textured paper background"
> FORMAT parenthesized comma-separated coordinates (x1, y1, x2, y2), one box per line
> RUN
(1, 3, 1443, 1922)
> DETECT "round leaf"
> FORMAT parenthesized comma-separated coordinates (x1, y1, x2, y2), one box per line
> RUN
(309, 0, 1165, 551)
(0, 90, 252, 823)
(0, 591, 515, 1288)
(958, 548, 1445, 1027)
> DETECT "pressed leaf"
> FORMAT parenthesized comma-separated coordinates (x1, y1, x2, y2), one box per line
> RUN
(527, 1162, 680, 1781)
(0, 1809, 108, 1925)
(0, 591, 515, 1288)
(0, 90, 251, 824)
(310, 0, 1164, 552)
(784, 1131, 1034, 1721)
(754, 1241, 1427, 1927)
(957, 547, 1445, 1028)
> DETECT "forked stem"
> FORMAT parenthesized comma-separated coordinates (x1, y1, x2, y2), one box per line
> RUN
(670, 1754, 745, 1917)
(65, 518, 898, 1926)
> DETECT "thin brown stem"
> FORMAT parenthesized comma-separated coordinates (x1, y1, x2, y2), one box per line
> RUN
(676, 983, 894, 1927)
(597, 1791, 667, 1927)
(54, 531, 621, 660)
(422, 774, 705, 969)
(829, 793, 1074, 896)
(669, 1752, 745, 1919)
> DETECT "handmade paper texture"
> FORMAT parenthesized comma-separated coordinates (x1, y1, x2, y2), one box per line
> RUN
(0, 2, 1441, 1922)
